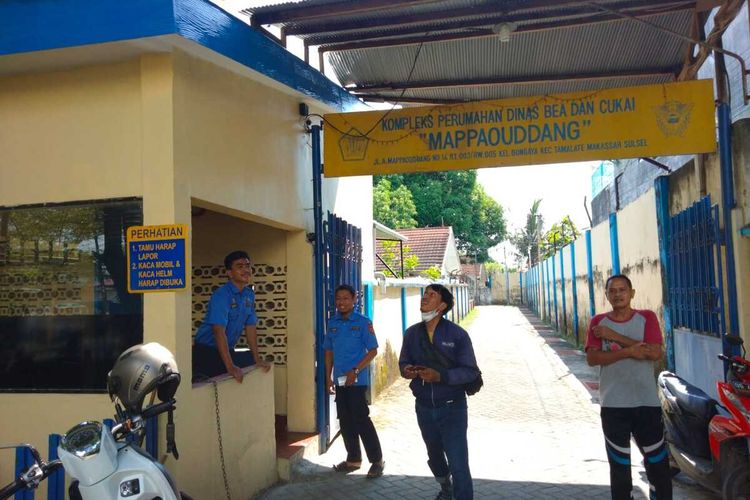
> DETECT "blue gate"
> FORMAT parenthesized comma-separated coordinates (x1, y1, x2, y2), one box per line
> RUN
(323, 212, 363, 319)
(317, 211, 362, 450)
(667, 196, 724, 337)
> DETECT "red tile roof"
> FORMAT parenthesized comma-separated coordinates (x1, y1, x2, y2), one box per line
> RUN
(375, 226, 451, 274)
(460, 263, 481, 278)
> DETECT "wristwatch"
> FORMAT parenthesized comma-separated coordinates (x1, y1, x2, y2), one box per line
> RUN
(353, 367, 360, 375)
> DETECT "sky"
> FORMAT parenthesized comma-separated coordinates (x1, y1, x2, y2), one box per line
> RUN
(478, 161, 597, 264)
(478, 161, 596, 233)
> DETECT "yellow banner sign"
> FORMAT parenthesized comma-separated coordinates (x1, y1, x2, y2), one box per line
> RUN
(323, 80, 716, 177)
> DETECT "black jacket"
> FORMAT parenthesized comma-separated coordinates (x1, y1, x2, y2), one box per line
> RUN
(399, 318, 479, 402)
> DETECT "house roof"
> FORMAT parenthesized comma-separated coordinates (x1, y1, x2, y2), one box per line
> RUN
(460, 263, 483, 279)
(373, 220, 408, 242)
(241, 0, 733, 105)
(376, 226, 452, 274)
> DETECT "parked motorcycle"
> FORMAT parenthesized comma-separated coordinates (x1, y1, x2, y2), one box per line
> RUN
(658, 335, 750, 498)
(0, 342, 190, 500)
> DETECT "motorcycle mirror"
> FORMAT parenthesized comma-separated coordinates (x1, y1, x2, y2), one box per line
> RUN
(725, 335, 744, 346)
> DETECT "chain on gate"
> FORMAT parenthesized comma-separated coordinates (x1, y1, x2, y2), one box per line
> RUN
(212, 381, 232, 500)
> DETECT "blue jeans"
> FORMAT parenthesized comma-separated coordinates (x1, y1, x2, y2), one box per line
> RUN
(416, 399, 472, 500)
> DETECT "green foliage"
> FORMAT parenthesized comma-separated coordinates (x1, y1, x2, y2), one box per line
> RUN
(421, 265, 442, 280)
(484, 261, 502, 274)
(459, 307, 479, 329)
(5, 206, 98, 263)
(509, 199, 544, 267)
(374, 171, 506, 262)
(373, 179, 417, 229)
(404, 252, 419, 274)
(540, 215, 581, 259)
(379, 240, 419, 277)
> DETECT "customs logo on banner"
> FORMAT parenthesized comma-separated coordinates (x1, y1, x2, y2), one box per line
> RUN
(323, 80, 716, 177)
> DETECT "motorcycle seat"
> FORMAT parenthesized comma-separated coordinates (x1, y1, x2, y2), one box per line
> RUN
(659, 372, 718, 421)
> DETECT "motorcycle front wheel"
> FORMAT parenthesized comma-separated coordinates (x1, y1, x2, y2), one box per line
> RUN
(722, 463, 750, 500)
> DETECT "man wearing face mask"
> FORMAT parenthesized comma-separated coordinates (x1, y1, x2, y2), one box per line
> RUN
(399, 284, 479, 500)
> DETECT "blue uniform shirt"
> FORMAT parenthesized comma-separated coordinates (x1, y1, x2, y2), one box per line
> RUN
(194, 281, 257, 349)
(323, 311, 378, 386)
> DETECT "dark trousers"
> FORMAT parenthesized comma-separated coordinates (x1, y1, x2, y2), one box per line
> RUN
(601, 406, 672, 500)
(416, 398, 472, 500)
(192, 343, 255, 381)
(335, 385, 383, 464)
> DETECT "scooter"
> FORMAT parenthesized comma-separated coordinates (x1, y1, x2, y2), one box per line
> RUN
(657, 335, 750, 498)
(0, 342, 191, 500)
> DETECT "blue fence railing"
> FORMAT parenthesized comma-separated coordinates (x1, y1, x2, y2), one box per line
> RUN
(521, 195, 725, 346)
(522, 229, 595, 343)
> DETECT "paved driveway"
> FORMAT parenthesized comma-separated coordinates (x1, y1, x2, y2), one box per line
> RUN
(257, 306, 715, 499)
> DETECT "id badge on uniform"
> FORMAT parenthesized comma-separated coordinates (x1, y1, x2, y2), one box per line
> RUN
(337, 374, 357, 385)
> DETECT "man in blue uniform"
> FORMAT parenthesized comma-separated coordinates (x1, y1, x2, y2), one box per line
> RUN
(400, 284, 479, 500)
(324, 284, 385, 479)
(192, 250, 270, 382)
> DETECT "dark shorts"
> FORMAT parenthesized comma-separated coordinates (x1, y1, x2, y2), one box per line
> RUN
(192, 343, 255, 382)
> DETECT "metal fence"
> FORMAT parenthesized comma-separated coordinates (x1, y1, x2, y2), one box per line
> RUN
(667, 196, 724, 337)
(323, 212, 363, 317)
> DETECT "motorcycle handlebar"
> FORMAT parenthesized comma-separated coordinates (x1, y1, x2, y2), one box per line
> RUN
(718, 353, 748, 365)
(0, 459, 63, 500)
(0, 478, 26, 500)
(141, 399, 176, 420)
(41, 460, 63, 479)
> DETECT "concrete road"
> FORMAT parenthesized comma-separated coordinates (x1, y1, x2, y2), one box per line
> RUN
(257, 306, 716, 499)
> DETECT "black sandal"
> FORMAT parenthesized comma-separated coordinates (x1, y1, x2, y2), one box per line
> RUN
(366, 461, 385, 478)
(333, 461, 361, 472)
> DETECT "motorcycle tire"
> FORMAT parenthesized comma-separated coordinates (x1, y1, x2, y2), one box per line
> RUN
(722, 462, 750, 500)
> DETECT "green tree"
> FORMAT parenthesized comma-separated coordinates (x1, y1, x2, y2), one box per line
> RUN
(541, 215, 581, 259)
(379, 240, 419, 277)
(421, 265, 442, 280)
(7, 206, 97, 263)
(376, 171, 506, 262)
(484, 261, 502, 274)
(465, 184, 505, 261)
(510, 199, 544, 267)
(373, 178, 417, 229)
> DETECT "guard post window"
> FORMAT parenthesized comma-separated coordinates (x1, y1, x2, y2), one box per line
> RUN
(0, 199, 143, 392)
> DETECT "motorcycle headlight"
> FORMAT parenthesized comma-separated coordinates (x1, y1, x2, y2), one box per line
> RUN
(60, 421, 103, 459)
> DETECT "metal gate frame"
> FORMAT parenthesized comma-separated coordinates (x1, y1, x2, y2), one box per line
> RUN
(320, 212, 363, 449)
(667, 195, 724, 337)
(310, 121, 364, 451)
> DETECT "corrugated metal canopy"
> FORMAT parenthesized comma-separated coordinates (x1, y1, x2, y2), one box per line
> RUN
(242, 0, 723, 104)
